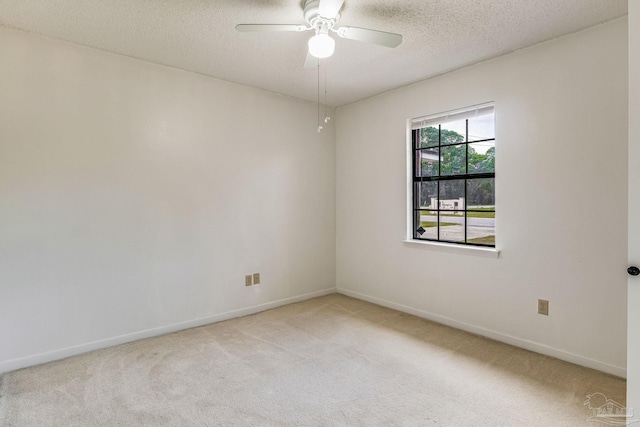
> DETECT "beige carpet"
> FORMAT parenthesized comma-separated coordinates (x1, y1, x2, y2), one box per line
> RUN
(0, 294, 625, 426)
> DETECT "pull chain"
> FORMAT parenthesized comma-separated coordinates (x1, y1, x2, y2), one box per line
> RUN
(324, 65, 330, 125)
(317, 60, 323, 133)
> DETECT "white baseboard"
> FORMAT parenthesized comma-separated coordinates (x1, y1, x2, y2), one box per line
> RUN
(0, 287, 336, 375)
(337, 288, 626, 378)
(4, 287, 624, 379)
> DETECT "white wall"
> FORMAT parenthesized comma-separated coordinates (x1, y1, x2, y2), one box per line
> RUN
(0, 27, 336, 373)
(336, 18, 628, 376)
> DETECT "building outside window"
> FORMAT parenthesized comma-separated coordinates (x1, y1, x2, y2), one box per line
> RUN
(410, 104, 495, 247)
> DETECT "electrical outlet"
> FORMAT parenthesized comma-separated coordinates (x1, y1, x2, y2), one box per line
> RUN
(253, 273, 260, 285)
(538, 299, 549, 316)
(245, 275, 252, 287)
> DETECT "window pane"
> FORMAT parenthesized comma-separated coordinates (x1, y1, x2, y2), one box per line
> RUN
(417, 148, 440, 177)
(416, 210, 438, 239)
(468, 112, 495, 141)
(467, 178, 495, 206)
(439, 179, 465, 209)
(419, 126, 439, 148)
(468, 141, 495, 174)
(440, 145, 465, 176)
(467, 212, 495, 246)
(439, 211, 465, 242)
(440, 120, 466, 145)
(416, 181, 437, 209)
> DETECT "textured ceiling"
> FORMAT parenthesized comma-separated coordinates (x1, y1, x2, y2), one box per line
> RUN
(0, 0, 628, 107)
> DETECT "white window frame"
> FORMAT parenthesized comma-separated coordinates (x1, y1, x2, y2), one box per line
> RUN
(405, 103, 500, 258)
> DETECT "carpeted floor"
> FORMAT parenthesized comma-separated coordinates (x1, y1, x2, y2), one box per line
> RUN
(0, 294, 626, 426)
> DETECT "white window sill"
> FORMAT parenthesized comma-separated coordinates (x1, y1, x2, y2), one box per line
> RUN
(402, 239, 500, 258)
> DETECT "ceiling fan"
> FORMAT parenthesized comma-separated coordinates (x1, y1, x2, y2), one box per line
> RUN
(236, 0, 403, 68)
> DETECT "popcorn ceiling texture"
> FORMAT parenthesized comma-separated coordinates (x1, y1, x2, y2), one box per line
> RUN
(0, 0, 627, 106)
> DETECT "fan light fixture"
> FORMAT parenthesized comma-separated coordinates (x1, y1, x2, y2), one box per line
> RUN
(308, 32, 335, 58)
(308, 21, 335, 58)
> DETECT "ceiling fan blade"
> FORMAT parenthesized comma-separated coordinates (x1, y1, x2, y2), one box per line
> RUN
(336, 26, 402, 48)
(304, 51, 319, 69)
(318, 0, 345, 19)
(235, 24, 309, 32)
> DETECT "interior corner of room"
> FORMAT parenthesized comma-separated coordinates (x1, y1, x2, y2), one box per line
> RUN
(0, 2, 637, 418)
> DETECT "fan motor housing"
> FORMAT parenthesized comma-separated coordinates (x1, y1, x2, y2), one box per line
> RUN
(304, 0, 340, 27)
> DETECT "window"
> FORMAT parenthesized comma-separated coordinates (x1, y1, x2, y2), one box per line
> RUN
(410, 104, 495, 247)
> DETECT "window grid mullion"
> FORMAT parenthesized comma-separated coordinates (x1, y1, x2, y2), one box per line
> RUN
(464, 119, 468, 243)
(437, 125, 441, 241)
